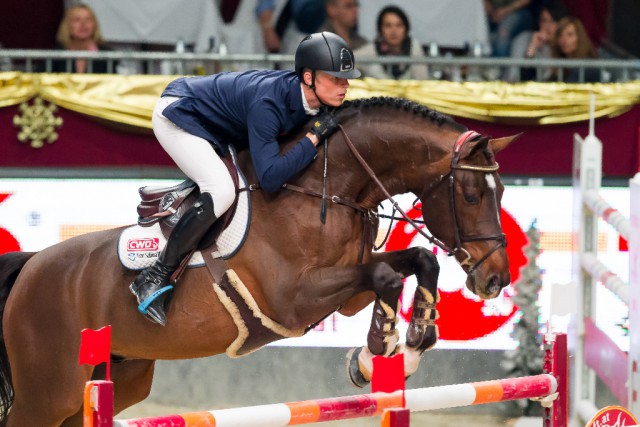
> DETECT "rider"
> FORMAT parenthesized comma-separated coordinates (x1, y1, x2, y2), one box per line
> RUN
(130, 32, 362, 326)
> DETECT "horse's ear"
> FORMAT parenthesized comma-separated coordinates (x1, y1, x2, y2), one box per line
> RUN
(463, 134, 490, 159)
(489, 133, 522, 154)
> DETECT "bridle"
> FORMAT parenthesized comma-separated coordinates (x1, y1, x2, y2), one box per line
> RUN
(337, 127, 506, 275)
(447, 130, 507, 274)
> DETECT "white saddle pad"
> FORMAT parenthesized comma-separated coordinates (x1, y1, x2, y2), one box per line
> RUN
(118, 167, 251, 271)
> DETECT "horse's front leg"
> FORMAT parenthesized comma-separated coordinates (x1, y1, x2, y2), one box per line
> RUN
(346, 247, 440, 387)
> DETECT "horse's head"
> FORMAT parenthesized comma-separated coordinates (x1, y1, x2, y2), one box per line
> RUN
(419, 131, 519, 299)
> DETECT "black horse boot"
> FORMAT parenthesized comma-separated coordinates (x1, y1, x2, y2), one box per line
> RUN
(130, 193, 217, 326)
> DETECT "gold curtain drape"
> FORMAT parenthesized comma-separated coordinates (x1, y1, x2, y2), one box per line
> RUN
(2, 72, 640, 128)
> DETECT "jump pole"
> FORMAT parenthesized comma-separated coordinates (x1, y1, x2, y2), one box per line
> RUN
(83, 333, 567, 427)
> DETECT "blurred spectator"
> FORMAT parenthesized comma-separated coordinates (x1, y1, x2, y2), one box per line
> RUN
(275, 0, 325, 54)
(52, 3, 115, 73)
(550, 16, 600, 82)
(215, 0, 283, 70)
(509, 0, 567, 82)
(254, 0, 281, 53)
(484, 0, 535, 57)
(319, 0, 367, 50)
(354, 5, 427, 80)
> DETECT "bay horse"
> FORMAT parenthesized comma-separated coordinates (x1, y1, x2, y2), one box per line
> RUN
(0, 97, 517, 427)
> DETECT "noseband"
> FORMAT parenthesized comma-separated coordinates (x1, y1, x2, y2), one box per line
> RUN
(338, 126, 506, 275)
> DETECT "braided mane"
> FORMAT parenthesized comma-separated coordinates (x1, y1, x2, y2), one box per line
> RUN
(338, 96, 466, 131)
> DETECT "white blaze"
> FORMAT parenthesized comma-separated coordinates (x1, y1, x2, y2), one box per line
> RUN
(486, 174, 496, 190)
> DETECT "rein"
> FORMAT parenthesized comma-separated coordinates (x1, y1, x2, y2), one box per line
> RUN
(248, 126, 506, 273)
(337, 126, 506, 275)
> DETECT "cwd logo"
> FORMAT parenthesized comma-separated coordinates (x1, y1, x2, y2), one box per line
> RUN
(385, 203, 527, 341)
(127, 238, 160, 252)
(0, 193, 21, 255)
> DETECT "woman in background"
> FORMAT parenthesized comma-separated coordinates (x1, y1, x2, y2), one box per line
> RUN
(550, 16, 599, 82)
(355, 5, 427, 80)
(52, 4, 115, 73)
(512, 0, 567, 82)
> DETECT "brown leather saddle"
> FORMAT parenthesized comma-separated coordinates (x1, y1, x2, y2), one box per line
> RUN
(135, 154, 240, 281)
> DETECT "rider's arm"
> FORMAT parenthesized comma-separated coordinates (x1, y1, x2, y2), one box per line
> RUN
(247, 101, 318, 192)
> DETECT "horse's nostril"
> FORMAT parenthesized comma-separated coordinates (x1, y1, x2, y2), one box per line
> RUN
(487, 275, 502, 295)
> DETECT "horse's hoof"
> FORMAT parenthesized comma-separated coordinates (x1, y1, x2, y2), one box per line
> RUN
(345, 347, 370, 388)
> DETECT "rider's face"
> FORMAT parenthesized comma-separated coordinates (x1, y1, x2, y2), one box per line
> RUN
(312, 71, 350, 108)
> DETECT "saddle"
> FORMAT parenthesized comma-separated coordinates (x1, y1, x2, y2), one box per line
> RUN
(135, 153, 240, 282)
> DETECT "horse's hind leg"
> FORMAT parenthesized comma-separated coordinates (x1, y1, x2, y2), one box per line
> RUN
(6, 359, 91, 427)
(4, 315, 91, 426)
(58, 359, 156, 426)
(111, 359, 156, 415)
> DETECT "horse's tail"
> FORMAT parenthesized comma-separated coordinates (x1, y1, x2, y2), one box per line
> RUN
(0, 251, 35, 421)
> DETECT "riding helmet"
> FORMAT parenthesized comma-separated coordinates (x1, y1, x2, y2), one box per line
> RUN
(295, 32, 361, 79)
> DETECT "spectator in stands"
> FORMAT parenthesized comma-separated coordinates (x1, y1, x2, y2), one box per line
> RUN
(354, 5, 427, 80)
(550, 16, 600, 82)
(214, 0, 284, 71)
(275, 0, 326, 54)
(52, 4, 115, 73)
(485, 0, 535, 58)
(509, 0, 567, 81)
(255, 0, 282, 53)
(319, 0, 367, 50)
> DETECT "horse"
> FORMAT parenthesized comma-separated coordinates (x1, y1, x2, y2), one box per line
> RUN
(0, 97, 517, 427)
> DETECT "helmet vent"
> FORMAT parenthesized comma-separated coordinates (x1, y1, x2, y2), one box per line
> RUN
(339, 48, 354, 72)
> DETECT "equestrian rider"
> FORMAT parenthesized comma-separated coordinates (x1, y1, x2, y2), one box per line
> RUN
(130, 32, 362, 326)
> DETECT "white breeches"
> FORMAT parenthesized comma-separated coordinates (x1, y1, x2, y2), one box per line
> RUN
(152, 96, 235, 218)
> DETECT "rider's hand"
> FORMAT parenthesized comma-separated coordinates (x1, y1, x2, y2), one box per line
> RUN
(310, 111, 340, 142)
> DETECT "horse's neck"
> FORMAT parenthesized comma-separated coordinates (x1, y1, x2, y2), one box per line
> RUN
(334, 118, 454, 208)
(236, 115, 455, 209)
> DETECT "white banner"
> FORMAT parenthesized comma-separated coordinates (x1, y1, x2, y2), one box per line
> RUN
(0, 178, 629, 350)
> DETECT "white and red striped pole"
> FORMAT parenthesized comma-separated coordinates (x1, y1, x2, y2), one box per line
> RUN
(83, 334, 567, 427)
(81, 373, 558, 427)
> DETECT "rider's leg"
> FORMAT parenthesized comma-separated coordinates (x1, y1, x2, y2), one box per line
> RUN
(130, 192, 218, 325)
(130, 97, 235, 326)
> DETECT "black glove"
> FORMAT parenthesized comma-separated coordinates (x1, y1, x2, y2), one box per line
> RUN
(310, 111, 340, 141)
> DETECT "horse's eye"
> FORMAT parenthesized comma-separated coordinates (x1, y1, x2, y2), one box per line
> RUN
(464, 194, 480, 205)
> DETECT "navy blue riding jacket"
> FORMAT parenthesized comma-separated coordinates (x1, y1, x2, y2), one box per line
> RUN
(161, 70, 318, 193)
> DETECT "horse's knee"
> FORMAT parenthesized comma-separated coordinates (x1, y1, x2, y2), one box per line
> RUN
(370, 263, 403, 304)
(412, 247, 439, 274)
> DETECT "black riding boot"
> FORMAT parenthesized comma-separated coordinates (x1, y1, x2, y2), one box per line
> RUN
(130, 193, 217, 326)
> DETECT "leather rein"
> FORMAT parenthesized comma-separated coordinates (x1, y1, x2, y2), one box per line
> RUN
(267, 127, 506, 274)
